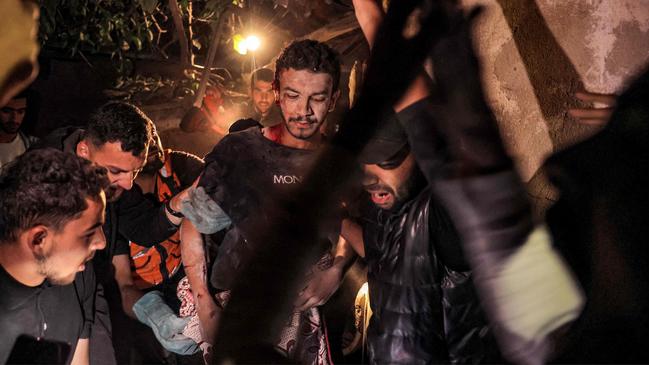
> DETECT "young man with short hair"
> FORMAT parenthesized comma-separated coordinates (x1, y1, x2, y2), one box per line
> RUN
(180, 39, 354, 363)
(0, 149, 109, 364)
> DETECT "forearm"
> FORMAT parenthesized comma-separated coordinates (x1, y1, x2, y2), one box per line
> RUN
(180, 219, 218, 345)
(353, 0, 384, 48)
(119, 190, 179, 245)
(352, 0, 430, 112)
(340, 218, 365, 258)
(119, 284, 144, 319)
(113, 254, 145, 319)
(70, 339, 89, 365)
(165, 192, 185, 226)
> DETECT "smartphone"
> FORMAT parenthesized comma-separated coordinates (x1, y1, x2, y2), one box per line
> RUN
(6, 334, 71, 364)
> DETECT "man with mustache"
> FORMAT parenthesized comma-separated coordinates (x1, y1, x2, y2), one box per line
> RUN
(180, 39, 355, 363)
(0, 149, 109, 364)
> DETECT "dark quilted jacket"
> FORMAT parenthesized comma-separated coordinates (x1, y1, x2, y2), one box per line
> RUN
(363, 188, 499, 364)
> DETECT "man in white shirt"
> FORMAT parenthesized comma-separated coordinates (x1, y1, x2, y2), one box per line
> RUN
(0, 90, 37, 169)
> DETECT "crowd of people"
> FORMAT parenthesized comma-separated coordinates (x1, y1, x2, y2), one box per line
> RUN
(0, 0, 647, 364)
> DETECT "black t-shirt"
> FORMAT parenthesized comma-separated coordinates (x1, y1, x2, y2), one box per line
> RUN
(198, 127, 329, 290)
(0, 263, 96, 364)
(199, 127, 317, 233)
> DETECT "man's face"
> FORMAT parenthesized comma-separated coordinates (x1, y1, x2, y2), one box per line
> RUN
(0, 97, 27, 134)
(38, 195, 107, 285)
(251, 79, 273, 117)
(78, 140, 147, 201)
(362, 153, 417, 210)
(277, 68, 339, 141)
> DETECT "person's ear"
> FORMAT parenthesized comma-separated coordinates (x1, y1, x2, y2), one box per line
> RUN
(76, 139, 90, 159)
(24, 225, 50, 256)
(328, 90, 341, 112)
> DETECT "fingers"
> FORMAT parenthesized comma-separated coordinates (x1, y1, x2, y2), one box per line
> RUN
(568, 107, 614, 119)
(569, 91, 617, 127)
(568, 107, 614, 126)
(295, 295, 323, 312)
(575, 91, 617, 105)
(571, 117, 611, 127)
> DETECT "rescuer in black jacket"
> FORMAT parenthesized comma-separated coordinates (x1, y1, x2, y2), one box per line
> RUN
(352, 109, 499, 364)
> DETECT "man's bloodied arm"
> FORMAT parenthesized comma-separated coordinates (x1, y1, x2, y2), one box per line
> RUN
(180, 219, 220, 348)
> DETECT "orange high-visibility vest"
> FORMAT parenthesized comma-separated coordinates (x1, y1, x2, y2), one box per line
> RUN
(129, 150, 183, 289)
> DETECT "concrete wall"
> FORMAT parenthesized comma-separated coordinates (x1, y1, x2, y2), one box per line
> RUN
(462, 0, 649, 212)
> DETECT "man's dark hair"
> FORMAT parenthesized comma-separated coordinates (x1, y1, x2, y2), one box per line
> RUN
(274, 39, 341, 93)
(85, 101, 153, 157)
(251, 68, 274, 89)
(0, 148, 110, 242)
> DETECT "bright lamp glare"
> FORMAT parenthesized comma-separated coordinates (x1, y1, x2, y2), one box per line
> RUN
(245, 35, 261, 52)
(233, 34, 247, 55)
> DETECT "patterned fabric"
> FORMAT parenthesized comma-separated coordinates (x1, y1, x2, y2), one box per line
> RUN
(276, 307, 331, 365)
(176, 277, 211, 354)
(274, 252, 333, 364)
(176, 252, 334, 365)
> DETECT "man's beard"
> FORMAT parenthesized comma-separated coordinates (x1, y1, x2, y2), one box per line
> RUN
(389, 166, 427, 212)
(282, 111, 321, 140)
(36, 253, 75, 285)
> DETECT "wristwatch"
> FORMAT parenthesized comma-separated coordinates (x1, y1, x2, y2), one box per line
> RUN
(165, 199, 184, 219)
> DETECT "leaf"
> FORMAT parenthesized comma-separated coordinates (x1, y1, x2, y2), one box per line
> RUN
(131, 36, 143, 51)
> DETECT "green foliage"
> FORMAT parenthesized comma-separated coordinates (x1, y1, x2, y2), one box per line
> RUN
(40, 0, 167, 74)
(38, 0, 239, 100)
(106, 72, 200, 103)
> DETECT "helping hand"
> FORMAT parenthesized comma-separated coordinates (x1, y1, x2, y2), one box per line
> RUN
(132, 291, 200, 355)
(181, 186, 232, 234)
(294, 264, 344, 312)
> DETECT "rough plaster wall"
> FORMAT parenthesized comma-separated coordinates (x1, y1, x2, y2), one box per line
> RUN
(461, 0, 649, 213)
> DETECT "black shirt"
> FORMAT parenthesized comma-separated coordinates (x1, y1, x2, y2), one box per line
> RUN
(198, 127, 329, 290)
(0, 263, 96, 364)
